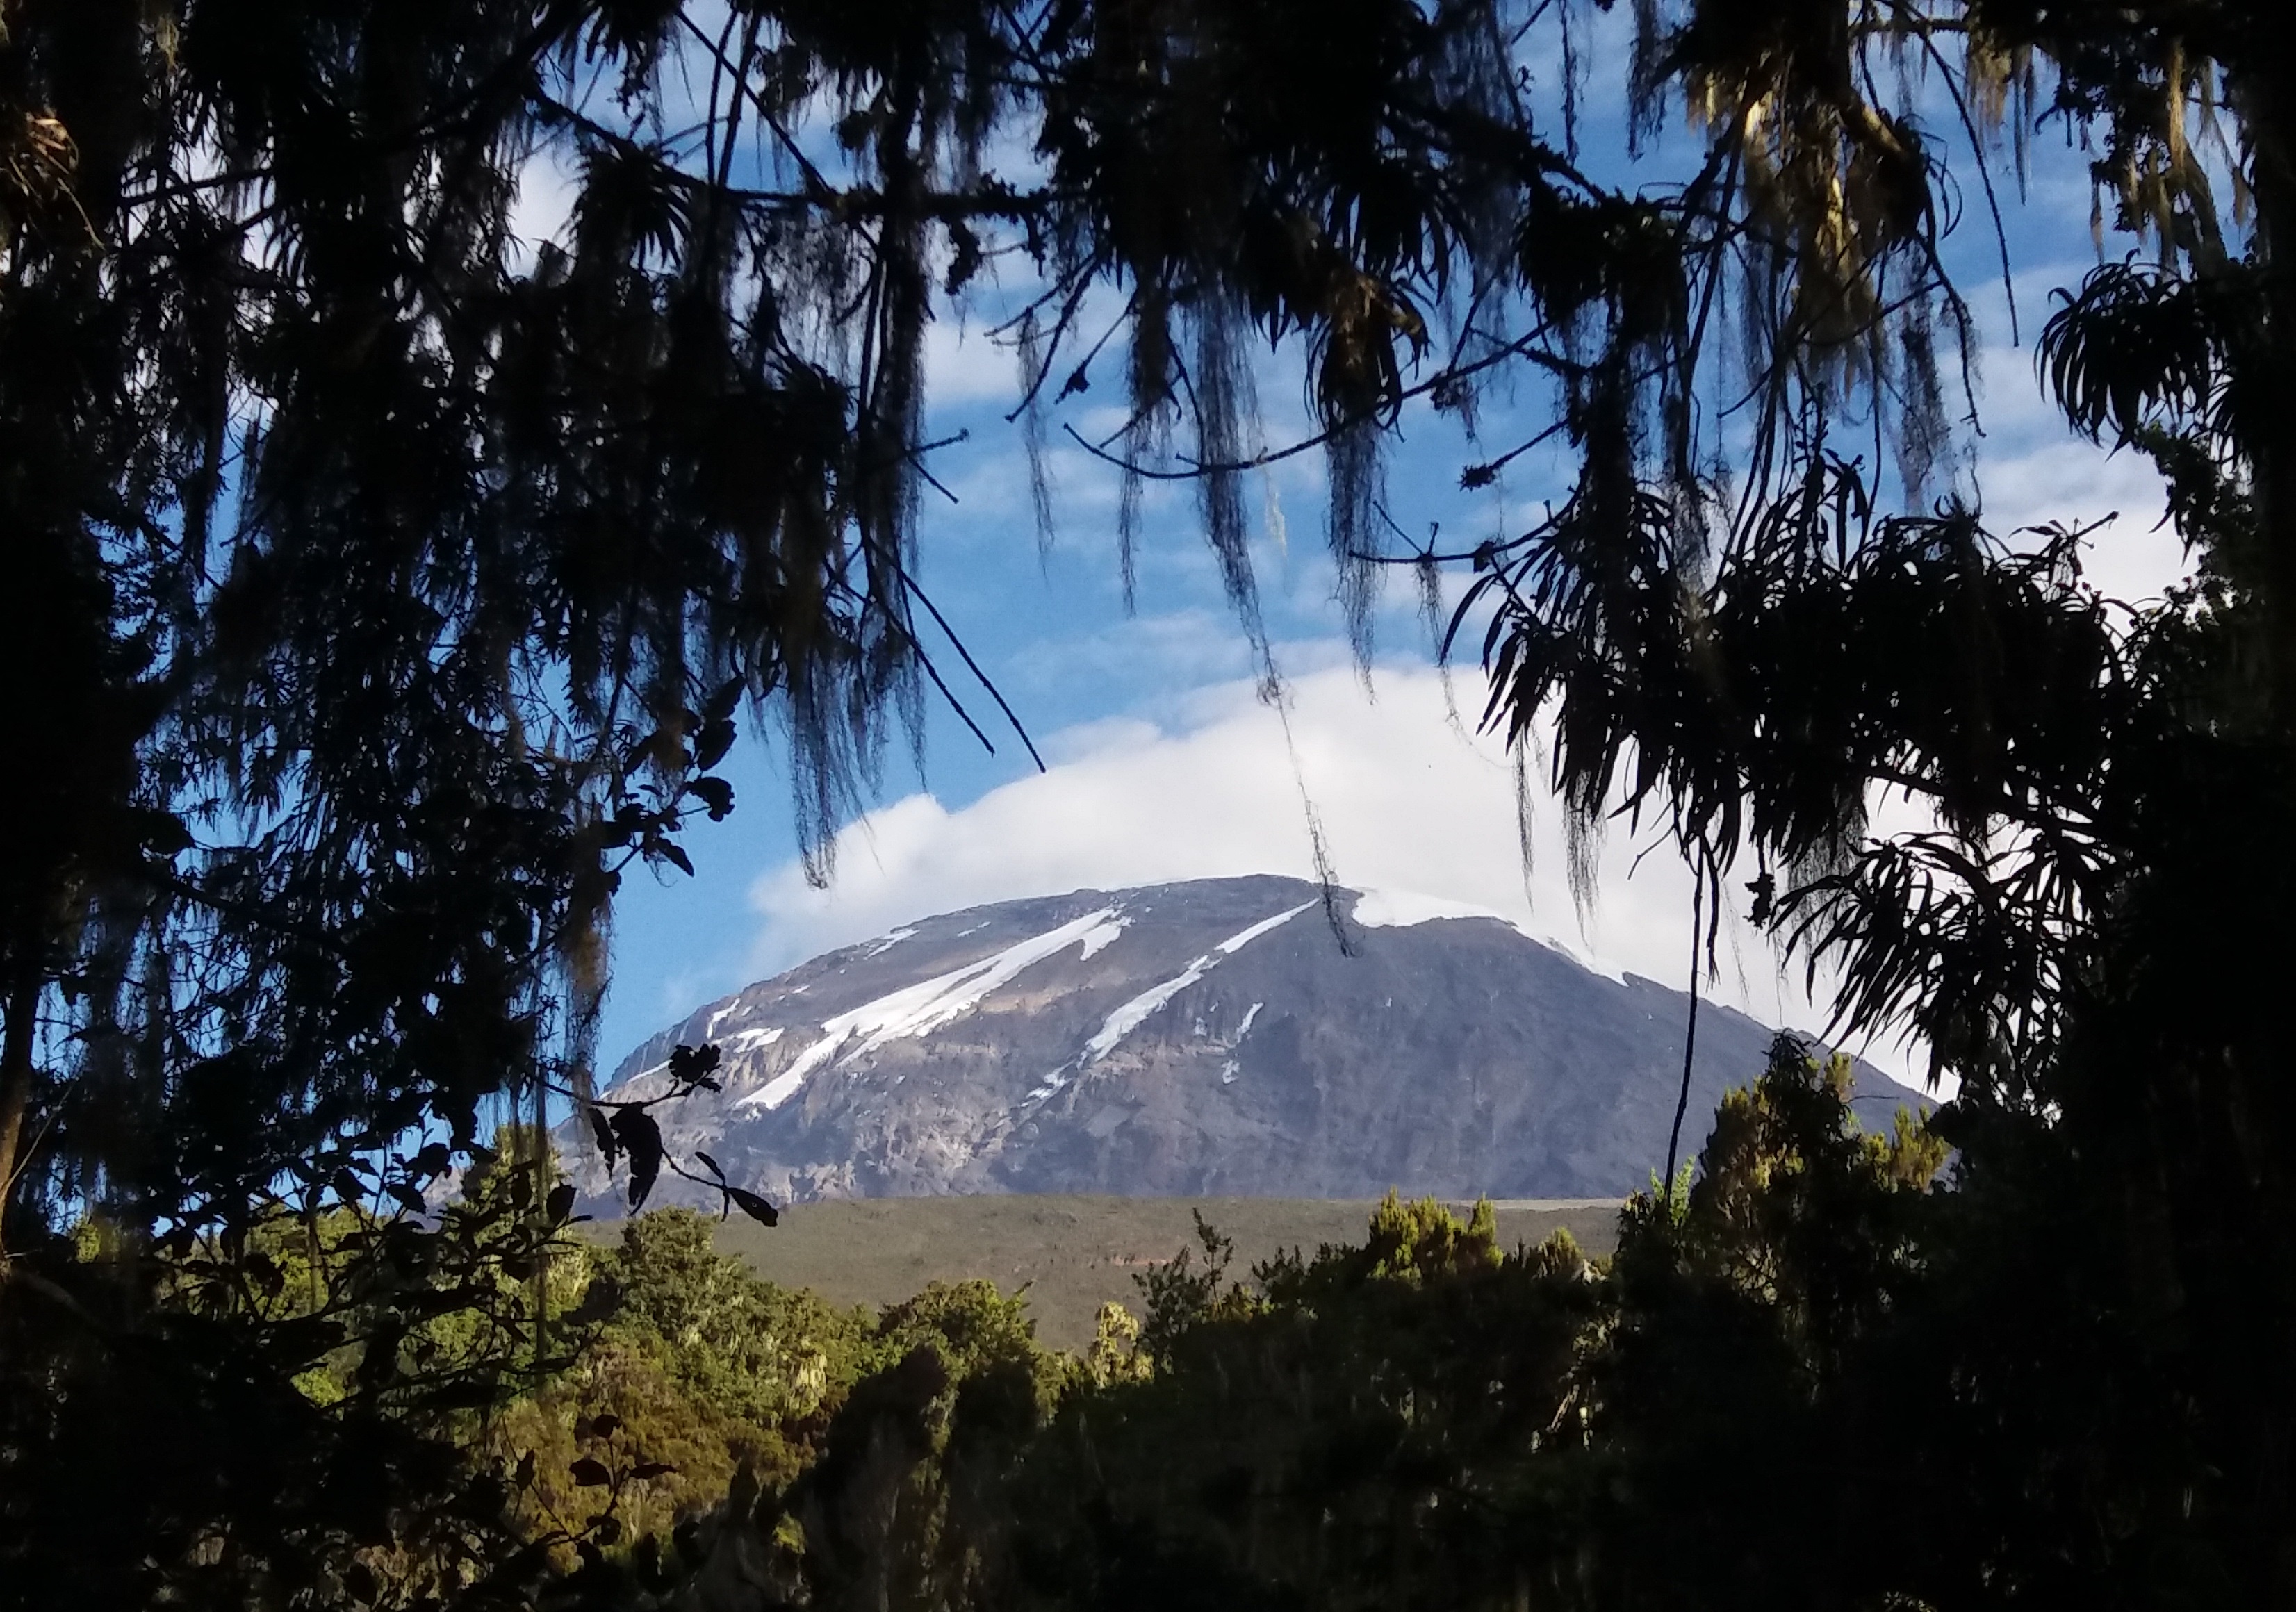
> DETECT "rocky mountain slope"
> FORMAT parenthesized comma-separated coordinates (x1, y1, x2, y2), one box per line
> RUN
(570, 875, 1928, 1208)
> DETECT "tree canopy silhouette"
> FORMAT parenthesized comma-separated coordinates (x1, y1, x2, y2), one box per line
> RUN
(3, 0, 2295, 1604)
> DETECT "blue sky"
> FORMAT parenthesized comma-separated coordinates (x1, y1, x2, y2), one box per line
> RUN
(579, 25, 2196, 1087)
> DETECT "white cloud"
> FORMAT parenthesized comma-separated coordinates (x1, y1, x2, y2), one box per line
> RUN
(922, 315, 1026, 409)
(506, 147, 582, 273)
(1978, 435, 2190, 604)
(745, 660, 1867, 1060)
(1958, 321, 2194, 607)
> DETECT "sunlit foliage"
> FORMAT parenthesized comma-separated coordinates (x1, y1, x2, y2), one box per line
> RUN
(600, 1041, 1957, 1612)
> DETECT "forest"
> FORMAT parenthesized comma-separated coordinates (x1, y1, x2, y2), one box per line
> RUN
(2, 0, 2292, 1605)
(152, 1042, 1946, 1612)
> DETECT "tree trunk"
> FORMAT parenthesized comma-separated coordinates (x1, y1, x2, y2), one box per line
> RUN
(2226, 58, 2296, 1600)
(0, 972, 41, 1284)
(2241, 60, 2296, 725)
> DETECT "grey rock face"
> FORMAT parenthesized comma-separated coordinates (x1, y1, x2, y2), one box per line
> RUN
(570, 875, 1928, 1209)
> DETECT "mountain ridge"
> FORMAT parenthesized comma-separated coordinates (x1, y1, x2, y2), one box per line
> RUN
(569, 875, 1926, 1209)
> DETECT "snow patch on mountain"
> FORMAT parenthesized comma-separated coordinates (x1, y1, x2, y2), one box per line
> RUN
(1076, 912, 1129, 959)
(1080, 901, 1313, 1063)
(1532, 934, 1627, 985)
(739, 907, 1126, 1112)
(1349, 888, 1634, 985)
(1022, 1068, 1073, 1105)
(1351, 887, 1527, 935)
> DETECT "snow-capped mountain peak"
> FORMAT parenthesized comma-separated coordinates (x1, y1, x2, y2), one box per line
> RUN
(570, 874, 1925, 1209)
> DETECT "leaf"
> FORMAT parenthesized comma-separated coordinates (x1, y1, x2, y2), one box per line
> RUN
(515, 1451, 536, 1487)
(728, 1187, 780, 1228)
(546, 1182, 577, 1224)
(702, 675, 744, 728)
(658, 841, 695, 878)
(609, 1107, 664, 1210)
(590, 1413, 623, 1438)
(584, 1105, 618, 1169)
(569, 1458, 612, 1488)
(247, 1251, 284, 1297)
(388, 1183, 429, 1217)
(694, 717, 737, 772)
(694, 1150, 725, 1180)
(136, 807, 195, 857)
(687, 774, 735, 821)
(667, 1043, 722, 1087)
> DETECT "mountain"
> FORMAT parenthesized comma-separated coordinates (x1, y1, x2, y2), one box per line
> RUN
(570, 875, 1928, 1210)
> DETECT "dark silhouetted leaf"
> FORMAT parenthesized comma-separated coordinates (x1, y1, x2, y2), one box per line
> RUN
(247, 1251, 284, 1297)
(667, 1043, 721, 1087)
(569, 1458, 612, 1488)
(609, 1106, 664, 1210)
(584, 1105, 618, 1169)
(694, 717, 737, 771)
(702, 675, 744, 728)
(728, 1187, 780, 1227)
(688, 774, 735, 821)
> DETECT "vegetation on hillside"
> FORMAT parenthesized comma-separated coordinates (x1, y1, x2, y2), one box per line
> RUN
(295, 1039, 1960, 1611)
(697, 1188, 1623, 1352)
